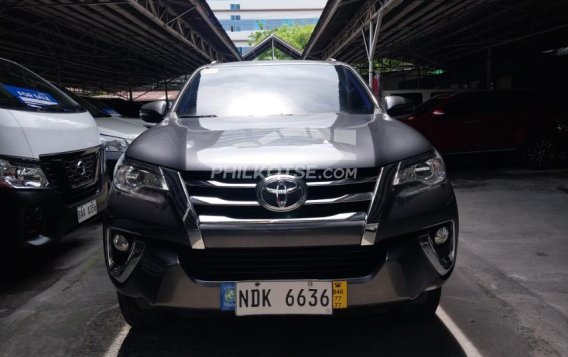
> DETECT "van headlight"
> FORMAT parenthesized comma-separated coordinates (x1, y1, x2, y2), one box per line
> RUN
(100, 135, 129, 153)
(0, 158, 49, 189)
(113, 156, 168, 203)
(393, 151, 446, 197)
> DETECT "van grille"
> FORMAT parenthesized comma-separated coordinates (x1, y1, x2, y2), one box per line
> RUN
(40, 146, 101, 205)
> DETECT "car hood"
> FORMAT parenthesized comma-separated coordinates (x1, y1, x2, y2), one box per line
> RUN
(119, 116, 156, 128)
(1, 109, 100, 159)
(95, 117, 147, 142)
(126, 113, 432, 171)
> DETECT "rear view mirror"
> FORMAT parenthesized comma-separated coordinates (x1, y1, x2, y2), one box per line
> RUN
(140, 100, 167, 123)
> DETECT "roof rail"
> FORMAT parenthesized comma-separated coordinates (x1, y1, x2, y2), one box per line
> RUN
(326, 58, 337, 62)
(209, 60, 218, 65)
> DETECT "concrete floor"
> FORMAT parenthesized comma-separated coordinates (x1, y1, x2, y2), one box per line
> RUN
(0, 164, 567, 357)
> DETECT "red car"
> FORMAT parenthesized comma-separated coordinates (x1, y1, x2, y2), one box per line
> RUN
(397, 90, 568, 169)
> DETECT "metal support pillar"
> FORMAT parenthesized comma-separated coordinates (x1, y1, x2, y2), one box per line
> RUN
(55, 57, 61, 85)
(361, 8, 384, 86)
(164, 79, 169, 106)
(486, 47, 493, 90)
(128, 79, 133, 101)
(417, 66, 421, 89)
(271, 38, 275, 60)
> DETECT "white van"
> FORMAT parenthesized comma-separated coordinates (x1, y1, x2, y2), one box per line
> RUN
(0, 58, 108, 249)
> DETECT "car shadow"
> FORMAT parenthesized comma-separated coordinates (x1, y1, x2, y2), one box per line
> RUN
(117, 314, 466, 356)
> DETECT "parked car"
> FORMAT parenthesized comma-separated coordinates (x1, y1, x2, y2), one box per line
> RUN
(82, 96, 153, 128)
(0, 58, 107, 250)
(384, 88, 458, 106)
(104, 60, 458, 328)
(61, 89, 147, 174)
(400, 90, 568, 169)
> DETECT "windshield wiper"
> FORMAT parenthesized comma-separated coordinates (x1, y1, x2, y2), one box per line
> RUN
(178, 114, 217, 118)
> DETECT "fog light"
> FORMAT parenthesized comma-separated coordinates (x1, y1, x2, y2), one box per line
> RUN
(434, 226, 449, 245)
(113, 234, 130, 252)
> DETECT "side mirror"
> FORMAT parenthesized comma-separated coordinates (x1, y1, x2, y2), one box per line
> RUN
(385, 95, 416, 118)
(140, 100, 167, 123)
(387, 103, 416, 118)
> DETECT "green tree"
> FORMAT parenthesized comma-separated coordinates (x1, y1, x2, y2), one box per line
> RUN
(248, 24, 315, 60)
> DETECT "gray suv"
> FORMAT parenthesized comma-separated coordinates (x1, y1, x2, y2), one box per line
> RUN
(104, 61, 458, 328)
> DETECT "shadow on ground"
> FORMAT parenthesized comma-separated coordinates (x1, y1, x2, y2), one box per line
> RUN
(0, 222, 101, 318)
(118, 314, 466, 356)
(0, 239, 84, 284)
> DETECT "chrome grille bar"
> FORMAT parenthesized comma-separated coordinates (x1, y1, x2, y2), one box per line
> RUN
(185, 180, 256, 188)
(190, 192, 374, 206)
(185, 176, 379, 188)
(199, 212, 366, 224)
(306, 176, 378, 186)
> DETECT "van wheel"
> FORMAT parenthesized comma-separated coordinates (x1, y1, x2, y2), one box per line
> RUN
(399, 288, 441, 321)
(117, 292, 165, 330)
(524, 137, 557, 170)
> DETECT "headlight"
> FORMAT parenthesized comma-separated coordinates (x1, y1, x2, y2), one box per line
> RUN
(393, 151, 446, 197)
(100, 135, 129, 152)
(113, 156, 168, 203)
(0, 158, 49, 189)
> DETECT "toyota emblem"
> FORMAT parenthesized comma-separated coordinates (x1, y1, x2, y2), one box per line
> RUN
(256, 175, 307, 212)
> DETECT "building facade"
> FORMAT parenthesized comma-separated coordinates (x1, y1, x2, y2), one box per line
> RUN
(207, 0, 326, 55)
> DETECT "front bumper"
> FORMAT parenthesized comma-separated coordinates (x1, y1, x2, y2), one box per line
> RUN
(104, 224, 455, 310)
(0, 177, 108, 248)
(104, 165, 458, 311)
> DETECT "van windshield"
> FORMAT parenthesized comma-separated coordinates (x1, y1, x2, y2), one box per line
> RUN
(175, 64, 375, 117)
(0, 59, 85, 113)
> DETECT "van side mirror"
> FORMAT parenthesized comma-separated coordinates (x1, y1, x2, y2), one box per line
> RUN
(140, 100, 167, 123)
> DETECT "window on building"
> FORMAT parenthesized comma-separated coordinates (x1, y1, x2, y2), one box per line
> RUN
(230, 15, 241, 20)
(230, 4, 240, 10)
(230, 25, 241, 32)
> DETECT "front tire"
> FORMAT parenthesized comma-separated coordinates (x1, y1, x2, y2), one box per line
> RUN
(523, 137, 558, 170)
(117, 292, 165, 330)
(399, 288, 441, 321)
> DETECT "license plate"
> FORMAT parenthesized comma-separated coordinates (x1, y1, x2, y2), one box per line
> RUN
(235, 281, 335, 316)
(77, 199, 97, 223)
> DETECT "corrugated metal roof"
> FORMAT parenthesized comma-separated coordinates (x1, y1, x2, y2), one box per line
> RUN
(303, 0, 568, 68)
(0, 0, 241, 91)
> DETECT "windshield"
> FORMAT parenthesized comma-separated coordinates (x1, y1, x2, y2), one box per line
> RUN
(0, 59, 84, 113)
(175, 63, 375, 117)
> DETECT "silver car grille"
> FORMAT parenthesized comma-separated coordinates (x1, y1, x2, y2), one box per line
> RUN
(180, 169, 381, 224)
